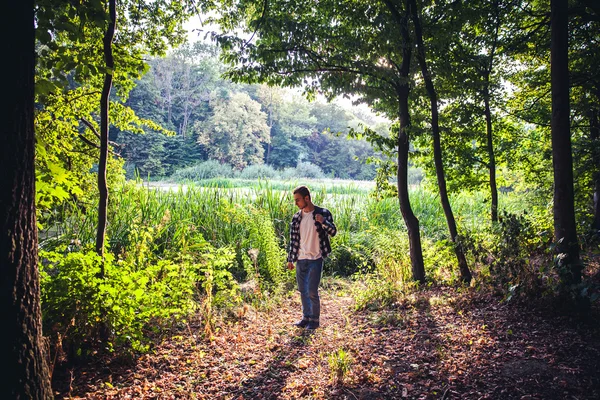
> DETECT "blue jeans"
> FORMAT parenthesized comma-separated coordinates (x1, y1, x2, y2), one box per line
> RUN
(296, 258, 323, 321)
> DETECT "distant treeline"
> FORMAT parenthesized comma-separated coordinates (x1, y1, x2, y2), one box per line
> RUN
(112, 42, 390, 180)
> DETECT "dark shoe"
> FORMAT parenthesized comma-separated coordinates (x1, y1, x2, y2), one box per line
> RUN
(306, 320, 320, 330)
(294, 319, 309, 328)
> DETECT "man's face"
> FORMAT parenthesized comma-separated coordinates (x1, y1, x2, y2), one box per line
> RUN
(293, 193, 309, 209)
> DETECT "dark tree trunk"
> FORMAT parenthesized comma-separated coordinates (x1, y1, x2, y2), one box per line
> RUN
(0, 0, 53, 397)
(590, 104, 600, 231)
(96, 0, 117, 266)
(408, 0, 472, 284)
(395, 0, 425, 283)
(482, 0, 501, 224)
(483, 86, 499, 223)
(551, 0, 581, 284)
(397, 90, 425, 283)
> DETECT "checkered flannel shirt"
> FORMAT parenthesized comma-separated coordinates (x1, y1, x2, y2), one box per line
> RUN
(287, 205, 337, 263)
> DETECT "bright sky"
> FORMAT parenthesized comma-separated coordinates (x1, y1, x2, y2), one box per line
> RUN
(183, 15, 218, 44)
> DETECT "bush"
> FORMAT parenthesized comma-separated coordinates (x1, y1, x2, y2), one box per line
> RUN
(280, 162, 326, 180)
(40, 250, 201, 357)
(238, 164, 280, 179)
(296, 161, 326, 178)
(170, 160, 234, 181)
(241, 206, 290, 292)
(40, 226, 241, 361)
(351, 271, 400, 311)
(462, 211, 552, 300)
(326, 231, 373, 276)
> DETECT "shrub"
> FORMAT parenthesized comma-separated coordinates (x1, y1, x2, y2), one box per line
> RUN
(462, 211, 552, 300)
(40, 250, 201, 357)
(238, 164, 280, 179)
(326, 231, 373, 276)
(242, 206, 290, 292)
(280, 167, 298, 180)
(40, 229, 240, 361)
(169, 160, 234, 181)
(351, 271, 399, 311)
(296, 161, 325, 178)
(280, 162, 325, 179)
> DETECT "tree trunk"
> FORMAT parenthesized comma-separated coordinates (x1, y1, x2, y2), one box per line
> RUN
(265, 94, 274, 164)
(408, 0, 472, 284)
(181, 63, 191, 138)
(550, 0, 581, 284)
(396, 0, 425, 283)
(96, 0, 117, 265)
(1, 1, 52, 397)
(590, 104, 600, 231)
(483, 85, 499, 223)
(397, 90, 425, 283)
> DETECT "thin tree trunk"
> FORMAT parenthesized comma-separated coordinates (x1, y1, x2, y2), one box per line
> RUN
(482, 0, 501, 223)
(550, 0, 581, 284)
(483, 85, 499, 223)
(408, 0, 472, 283)
(395, 0, 425, 283)
(590, 103, 600, 231)
(397, 89, 425, 283)
(1, 1, 52, 397)
(265, 92, 274, 164)
(181, 64, 191, 138)
(96, 0, 116, 266)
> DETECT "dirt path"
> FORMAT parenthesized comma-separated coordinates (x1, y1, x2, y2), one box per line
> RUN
(53, 283, 600, 399)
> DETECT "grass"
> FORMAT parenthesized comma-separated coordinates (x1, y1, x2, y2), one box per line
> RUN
(41, 177, 549, 292)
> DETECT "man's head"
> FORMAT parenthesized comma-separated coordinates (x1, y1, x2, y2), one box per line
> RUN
(293, 185, 311, 210)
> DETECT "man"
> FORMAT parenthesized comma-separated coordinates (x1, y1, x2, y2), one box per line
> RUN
(287, 185, 337, 330)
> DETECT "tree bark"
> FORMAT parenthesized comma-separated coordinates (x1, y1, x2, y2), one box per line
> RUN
(590, 103, 600, 231)
(396, 0, 425, 283)
(550, 0, 581, 284)
(482, 0, 501, 223)
(96, 0, 117, 265)
(483, 85, 499, 223)
(1, 0, 53, 397)
(408, 0, 472, 284)
(397, 90, 425, 283)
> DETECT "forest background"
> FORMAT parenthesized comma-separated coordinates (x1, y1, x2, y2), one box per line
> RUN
(3, 0, 600, 398)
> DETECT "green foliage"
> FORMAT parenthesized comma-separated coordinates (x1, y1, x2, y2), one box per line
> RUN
(369, 229, 413, 286)
(34, 88, 128, 226)
(370, 160, 399, 201)
(36, 0, 193, 100)
(462, 210, 553, 300)
(326, 231, 374, 276)
(422, 239, 462, 285)
(34, 0, 195, 230)
(240, 207, 290, 292)
(117, 45, 380, 180)
(196, 92, 270, 169)
(328, 348, 353, 385)
(198, 246, 241, 337)
(40, 249, 200, 355)
(169, 160, 235, 181)
(238, 164, 280, 180)
(351, 272, 401, 312)
(287, 162, 326, 179)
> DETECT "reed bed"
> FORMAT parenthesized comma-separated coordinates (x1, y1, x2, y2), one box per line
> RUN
(42, 178, 544, 288)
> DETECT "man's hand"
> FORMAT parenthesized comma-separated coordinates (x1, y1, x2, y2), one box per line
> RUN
(287, 262, 295, 270)
(315, 214, 324, 224)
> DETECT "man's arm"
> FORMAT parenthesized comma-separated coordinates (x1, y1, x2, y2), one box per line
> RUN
(320, 209, 337, 237)
(287, 215, 300, 263)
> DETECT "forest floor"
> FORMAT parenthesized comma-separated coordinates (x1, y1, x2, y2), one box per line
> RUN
(52, 278, 600, 400)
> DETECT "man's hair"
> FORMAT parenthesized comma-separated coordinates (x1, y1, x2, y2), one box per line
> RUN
(293, 185, 311, 200)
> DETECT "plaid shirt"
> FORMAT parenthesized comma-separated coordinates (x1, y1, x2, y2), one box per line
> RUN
(287, 205, 337, 263)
